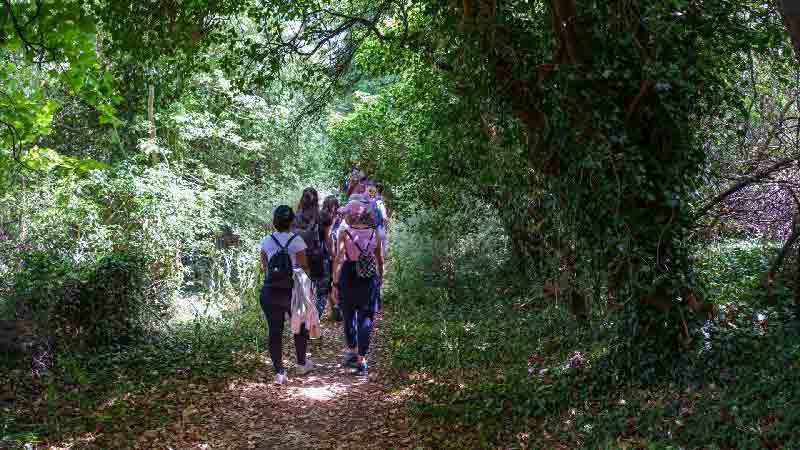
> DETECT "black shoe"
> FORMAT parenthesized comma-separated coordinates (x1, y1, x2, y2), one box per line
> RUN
(355, 362, 369, 377)
(342, 353, 359, 368)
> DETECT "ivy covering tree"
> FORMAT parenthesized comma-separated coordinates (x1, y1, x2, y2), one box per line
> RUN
(320, 0, 795, 368)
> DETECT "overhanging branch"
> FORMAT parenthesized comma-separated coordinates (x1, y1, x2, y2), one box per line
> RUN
(694, 155, 799, 221)
(694, 97, 799, 221)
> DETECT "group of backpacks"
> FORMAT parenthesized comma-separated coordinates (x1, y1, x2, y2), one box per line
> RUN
(264, 174, 388, 313)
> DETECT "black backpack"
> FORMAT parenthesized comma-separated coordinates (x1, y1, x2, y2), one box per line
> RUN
(293, 212, 324, 279)
(265, 234, 298, 290)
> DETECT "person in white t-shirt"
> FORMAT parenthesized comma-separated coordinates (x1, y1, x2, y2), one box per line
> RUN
(259, 205, 314, 385)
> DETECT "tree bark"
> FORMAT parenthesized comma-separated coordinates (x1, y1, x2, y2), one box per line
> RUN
(781, 0, 800, 60)
(794, 234, 800, 307)
(147, 82, 159, 164)
(95, 31, 103, 62)
(17, 174, 27, 273)
(767, 213, 800, 304)
(550, 0, 590, 65)
(795, 236, 800, 307)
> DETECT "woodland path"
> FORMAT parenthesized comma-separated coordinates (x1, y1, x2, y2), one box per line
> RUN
(179, 314, 416, 450)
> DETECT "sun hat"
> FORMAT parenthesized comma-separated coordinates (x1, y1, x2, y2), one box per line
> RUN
(338, 198, 375, 226)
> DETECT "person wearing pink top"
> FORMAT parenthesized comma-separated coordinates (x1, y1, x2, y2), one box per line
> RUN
(331, 200, 384, 377)
(345, 169, 367, 198)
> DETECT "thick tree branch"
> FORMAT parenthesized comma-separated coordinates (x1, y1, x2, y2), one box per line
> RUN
(694, 156, 799, 221)
(320, 6, 396, 42)
(550, 0, 591, 65)
(694, 98, 798, 221)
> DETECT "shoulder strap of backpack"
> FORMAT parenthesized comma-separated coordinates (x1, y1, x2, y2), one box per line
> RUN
(271, 233, 297, 251)
(364, 230, 375, 253)
(344, 229, 355, 247)
(270, 233, 285, 251)
(344, 229, 366, 253)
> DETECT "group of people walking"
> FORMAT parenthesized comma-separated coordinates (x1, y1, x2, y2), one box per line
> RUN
(258, 169, 389, 385)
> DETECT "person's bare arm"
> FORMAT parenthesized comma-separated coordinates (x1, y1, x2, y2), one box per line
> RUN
(260, 249, 268, 273)
(296, 250, 310, 274)
(375, 237, 384, 280)
(331, 235, 347, 304)
(322, 224, 334, 257)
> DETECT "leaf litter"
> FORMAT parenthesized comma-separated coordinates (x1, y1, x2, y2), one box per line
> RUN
(22, 314, 418, 450)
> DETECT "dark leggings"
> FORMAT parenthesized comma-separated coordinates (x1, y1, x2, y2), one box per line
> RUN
(341, 303, 374, 357)
(261, 302, 308, 374)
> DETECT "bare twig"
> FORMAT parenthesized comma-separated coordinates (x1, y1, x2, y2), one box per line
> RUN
(695, 96, 799, 222)
(694, 155, 799, 222)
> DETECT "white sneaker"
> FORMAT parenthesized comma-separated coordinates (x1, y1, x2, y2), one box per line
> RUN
(274, 371, 288, 385)
(295, 359, 314, 375)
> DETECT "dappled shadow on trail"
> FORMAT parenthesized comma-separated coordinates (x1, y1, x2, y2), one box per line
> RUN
(35, 314, 415, 450)
(176, 314, 415, 450)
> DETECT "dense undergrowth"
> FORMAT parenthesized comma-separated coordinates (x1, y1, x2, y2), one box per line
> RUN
(0, 167, 320, 446)
(3, 301, 268, 446)
(1, 198, 271, 444)
(0, 64, 336, 445)
(383, 213, 800, 449)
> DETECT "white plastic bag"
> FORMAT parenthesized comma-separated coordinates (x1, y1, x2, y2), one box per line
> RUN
(291, 268, 321, 337)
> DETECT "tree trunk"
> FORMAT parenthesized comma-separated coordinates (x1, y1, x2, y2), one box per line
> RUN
(781, 0, 800, 59)
(767, 213, 800, 304)
(95, 31, 104, 63)
(17, 174, 27, 272)
(795, 241, 800, 307)
(147, 82, 159, 164)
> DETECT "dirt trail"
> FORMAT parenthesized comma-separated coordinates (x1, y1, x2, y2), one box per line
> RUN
(188, 314, 415, 450)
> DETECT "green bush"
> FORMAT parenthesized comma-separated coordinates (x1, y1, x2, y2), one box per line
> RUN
(0, 162, 264, 349)
(694, 239, 785, 305)
(386, 200, 511, 304)
(384, 220, 800, 449)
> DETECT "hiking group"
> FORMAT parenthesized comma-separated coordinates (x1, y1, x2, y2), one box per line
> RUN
(259, 168, 390, 385)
